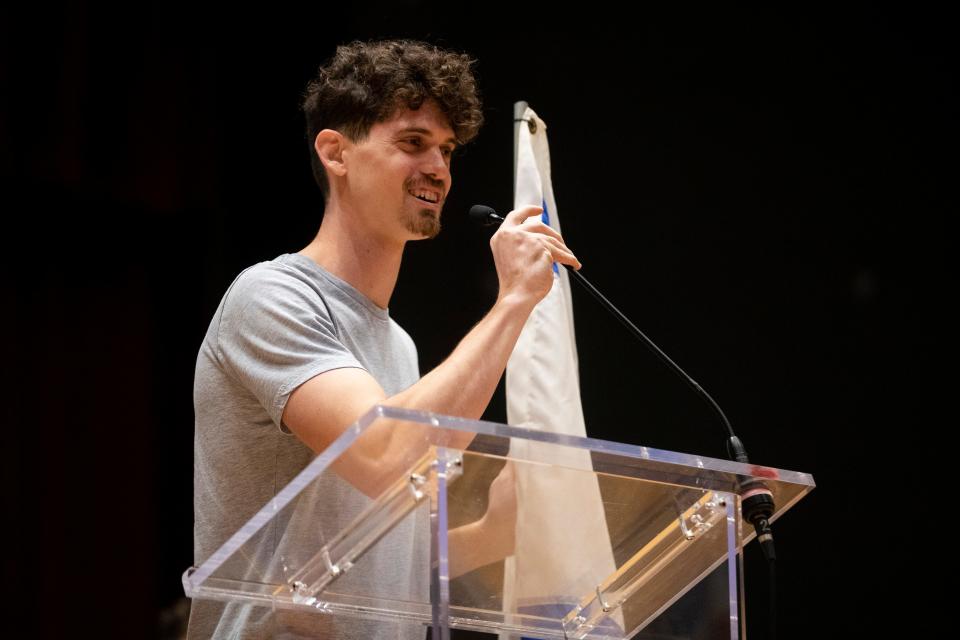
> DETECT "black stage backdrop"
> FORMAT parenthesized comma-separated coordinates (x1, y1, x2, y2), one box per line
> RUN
(2, 4, 951, 638)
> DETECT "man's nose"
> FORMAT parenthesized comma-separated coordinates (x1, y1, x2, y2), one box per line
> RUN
(423, 146, 450, 180)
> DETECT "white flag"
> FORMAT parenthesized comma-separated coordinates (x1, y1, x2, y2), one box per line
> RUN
(502, 106, 622, 637)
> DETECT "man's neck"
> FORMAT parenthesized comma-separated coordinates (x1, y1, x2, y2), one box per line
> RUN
(298, 208, 404, 310)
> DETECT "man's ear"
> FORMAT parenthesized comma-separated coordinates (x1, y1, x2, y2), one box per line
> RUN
(314, 129, 348, 177)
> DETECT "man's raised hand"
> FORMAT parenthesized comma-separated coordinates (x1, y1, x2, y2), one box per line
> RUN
(489, 205, 581, 307)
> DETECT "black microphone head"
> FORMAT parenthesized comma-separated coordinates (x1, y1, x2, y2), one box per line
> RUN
(468, 205, 501, 226)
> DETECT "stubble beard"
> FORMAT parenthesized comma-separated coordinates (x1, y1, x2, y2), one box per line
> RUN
(402, 207, 441, 239)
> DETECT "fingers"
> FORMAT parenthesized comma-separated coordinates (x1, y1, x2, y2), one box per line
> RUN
(532, 226, 579, 268)
(503, 205, 543, 226)
(502, 206, 563, 244)
(502, 206, 580, 269)
(541, 236, 581, 270)
(520, 219, 564, 243)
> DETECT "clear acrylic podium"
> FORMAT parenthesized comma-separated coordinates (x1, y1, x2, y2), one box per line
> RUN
(183, 405, 815, 639)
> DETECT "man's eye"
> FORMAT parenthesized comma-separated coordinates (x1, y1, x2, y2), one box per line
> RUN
(405, 138, 422, 146)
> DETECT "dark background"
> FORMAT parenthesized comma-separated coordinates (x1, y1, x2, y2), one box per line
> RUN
(2, 2, 951, 638)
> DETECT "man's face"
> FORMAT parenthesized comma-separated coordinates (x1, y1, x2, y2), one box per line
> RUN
(342, 99, 457, 241)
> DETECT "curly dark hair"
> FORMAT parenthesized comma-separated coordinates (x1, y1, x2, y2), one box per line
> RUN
(300, 39, 484, 202)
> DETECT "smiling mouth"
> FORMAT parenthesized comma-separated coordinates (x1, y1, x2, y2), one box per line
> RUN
(409, 193, 441, 208)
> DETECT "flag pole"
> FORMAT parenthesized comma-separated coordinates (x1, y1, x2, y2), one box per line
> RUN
(513, 100, 529, 190)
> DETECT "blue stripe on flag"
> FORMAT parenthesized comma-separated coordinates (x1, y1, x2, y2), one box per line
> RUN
(541, 199, 559, 275)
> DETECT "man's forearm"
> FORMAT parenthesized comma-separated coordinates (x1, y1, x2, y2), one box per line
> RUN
(382, 294, 534, 443)
(448, 515, 514, 579)
(357, 293, 534, 484)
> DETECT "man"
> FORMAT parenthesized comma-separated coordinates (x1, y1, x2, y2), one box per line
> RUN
(189, 39, 579, 639)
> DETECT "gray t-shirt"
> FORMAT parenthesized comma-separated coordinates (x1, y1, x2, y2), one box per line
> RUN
(188, 252, 429, 639)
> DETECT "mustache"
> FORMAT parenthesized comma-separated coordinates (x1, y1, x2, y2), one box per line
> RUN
(406, 178, 445, 197)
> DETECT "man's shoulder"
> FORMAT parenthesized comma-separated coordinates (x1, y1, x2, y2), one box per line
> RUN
(230, 253, 306, 288)
(212, 255, 338, 332)
(225, 254, 322, 302)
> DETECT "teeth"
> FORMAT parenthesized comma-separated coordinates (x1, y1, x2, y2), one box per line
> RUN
(410, 190, 439, 203)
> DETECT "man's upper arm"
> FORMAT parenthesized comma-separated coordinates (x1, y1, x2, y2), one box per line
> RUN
(216, 266, 368, 431)
(281, 367, 388, 455)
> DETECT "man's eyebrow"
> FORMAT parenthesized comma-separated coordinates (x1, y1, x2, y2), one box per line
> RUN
(395, 126, 459, 146)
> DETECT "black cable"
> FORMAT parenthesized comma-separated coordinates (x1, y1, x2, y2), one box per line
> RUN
(564, 266, 737, 440)
(768, 555, 777, 640)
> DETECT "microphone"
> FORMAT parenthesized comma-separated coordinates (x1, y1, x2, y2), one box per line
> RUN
(469, 203, 777, 562)
(469, 204, 503, 226)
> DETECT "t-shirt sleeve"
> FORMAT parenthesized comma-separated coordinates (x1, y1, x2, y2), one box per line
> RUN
(215, 265, 366, 431)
